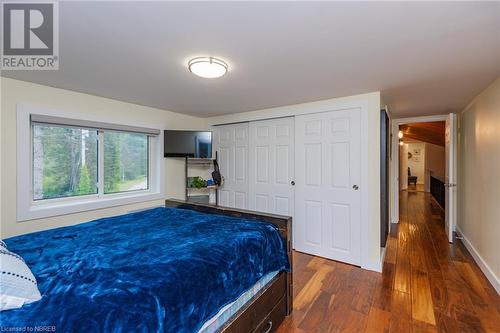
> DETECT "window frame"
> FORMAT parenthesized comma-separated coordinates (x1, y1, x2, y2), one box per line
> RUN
(17, 104, 164, 221)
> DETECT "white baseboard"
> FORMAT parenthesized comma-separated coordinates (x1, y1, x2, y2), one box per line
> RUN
(379, 246, 386, 272)
(456, 226, 500, 295)
(362, 247, 386, 273)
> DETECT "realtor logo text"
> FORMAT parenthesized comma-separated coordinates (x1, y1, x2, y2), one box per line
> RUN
(1, 1, 59, 70)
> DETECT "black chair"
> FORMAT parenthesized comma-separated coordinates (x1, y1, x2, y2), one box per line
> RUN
(408, 167, 418, 186)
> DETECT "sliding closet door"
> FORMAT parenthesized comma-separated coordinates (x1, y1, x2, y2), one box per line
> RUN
(248, 117, 294, 217)
(295, 109, 361, 265)
(213, 123, 249, 209)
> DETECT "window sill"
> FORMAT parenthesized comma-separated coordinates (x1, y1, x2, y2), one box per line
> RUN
(17, 191, 164, 222)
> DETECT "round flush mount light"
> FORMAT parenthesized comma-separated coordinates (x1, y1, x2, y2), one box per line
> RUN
(188, 57, 228, 79)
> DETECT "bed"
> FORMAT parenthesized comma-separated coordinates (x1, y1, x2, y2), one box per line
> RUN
(1, 199, 293, 333)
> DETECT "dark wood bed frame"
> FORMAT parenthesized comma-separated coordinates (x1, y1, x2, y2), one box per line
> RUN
(165, 199, 293, 333)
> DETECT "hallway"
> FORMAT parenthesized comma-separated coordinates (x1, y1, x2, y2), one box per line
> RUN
(278, 191, 500, 332)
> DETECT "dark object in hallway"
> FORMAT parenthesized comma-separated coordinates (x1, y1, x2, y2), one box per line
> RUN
(380, 110, 389, 247)
(276, 191, 500, 333)
(408, 167, 418, 185)
(430, 174, 445, 208)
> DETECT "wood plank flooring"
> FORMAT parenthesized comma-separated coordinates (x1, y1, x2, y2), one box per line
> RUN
(277, 191, 500, 332)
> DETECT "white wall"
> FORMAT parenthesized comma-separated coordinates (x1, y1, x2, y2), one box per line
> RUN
(406, 142, 426, 185)
(207, 91, 383, 272)
(458, 77, 500, 293)
(1, 78, 207, 238)
(399, 144, 408, 190)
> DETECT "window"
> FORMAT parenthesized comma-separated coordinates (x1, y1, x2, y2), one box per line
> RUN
(103, 131, 149, 194)
(17, 108, 163, 221)
(33, 124, 99, 200)
(33, 125, 151, 200)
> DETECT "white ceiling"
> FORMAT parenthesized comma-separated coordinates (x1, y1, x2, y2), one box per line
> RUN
(3, 1, 499, 117)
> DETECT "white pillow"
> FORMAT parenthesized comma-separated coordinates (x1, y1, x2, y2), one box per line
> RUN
(0, 240, 42, 311)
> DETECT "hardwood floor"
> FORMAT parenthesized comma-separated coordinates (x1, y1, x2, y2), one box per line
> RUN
(278, 191, 500, 333)
(406, 184, 425, 192)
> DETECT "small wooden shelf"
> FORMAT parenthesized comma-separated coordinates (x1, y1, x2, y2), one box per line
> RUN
(187, 186, 218, 190)
(186, 158, 215, 165)
(184, 153, 219, 205)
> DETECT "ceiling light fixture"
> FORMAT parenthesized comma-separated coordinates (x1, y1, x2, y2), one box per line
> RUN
(188, 57, 228, 79)
(398, 130, 404, 139)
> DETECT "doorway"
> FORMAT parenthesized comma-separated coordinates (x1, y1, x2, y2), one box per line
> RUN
(400, 122, 445, 194)
(390, 115, 457, 243)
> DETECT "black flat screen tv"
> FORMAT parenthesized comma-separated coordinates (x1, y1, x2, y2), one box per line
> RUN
(164, 130, 212, 158)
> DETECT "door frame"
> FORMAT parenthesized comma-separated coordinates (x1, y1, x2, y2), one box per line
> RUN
(390, 115, 457, 234)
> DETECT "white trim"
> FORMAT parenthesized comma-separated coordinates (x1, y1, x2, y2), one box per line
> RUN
(30, 114, 160, 135)
(379, 246, 387, 271)
(390, 115, 449, 225)
(359, 101, 374, 271)
(456, 226, 500, 295)
(361, 246, 385, 273)
(16, 103, 164, 221)
(208, 92, 378, 125)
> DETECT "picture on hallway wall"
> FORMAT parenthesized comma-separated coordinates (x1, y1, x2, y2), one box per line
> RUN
(408, 148, 422, 162)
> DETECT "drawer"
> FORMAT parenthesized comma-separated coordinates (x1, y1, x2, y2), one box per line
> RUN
(252, 273, 286, 323)
(253, 296, 287, 333)
(220, 273, 287, 333)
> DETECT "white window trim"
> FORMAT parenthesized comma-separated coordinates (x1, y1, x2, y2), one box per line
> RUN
(16, 104, 164, 221)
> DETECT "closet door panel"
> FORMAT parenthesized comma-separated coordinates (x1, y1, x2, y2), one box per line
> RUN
(249, 117, 295, 219)
(295, 109, 361, 265)
(213, 123, 249, 209)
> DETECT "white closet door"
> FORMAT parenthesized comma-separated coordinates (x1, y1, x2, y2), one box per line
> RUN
(248, 117, 294, 217)
(295, 109, 361, 265)
(214, 123, 249, 209)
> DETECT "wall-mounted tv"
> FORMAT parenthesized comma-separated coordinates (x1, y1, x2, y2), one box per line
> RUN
(164, 130, 212, 158)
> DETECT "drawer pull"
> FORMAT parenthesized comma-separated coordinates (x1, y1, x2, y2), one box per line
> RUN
(263, 321, 273, 333)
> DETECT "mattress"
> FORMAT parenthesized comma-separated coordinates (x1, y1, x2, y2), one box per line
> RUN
(198, 270, 279, 333)
(1, 207, 290, 333)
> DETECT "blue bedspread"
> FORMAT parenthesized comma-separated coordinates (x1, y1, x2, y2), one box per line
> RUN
(1, 207, 290, 333)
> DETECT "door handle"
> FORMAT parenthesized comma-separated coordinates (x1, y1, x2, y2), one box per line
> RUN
(291, 181, 295, 186)
(352, 185, 359, 190)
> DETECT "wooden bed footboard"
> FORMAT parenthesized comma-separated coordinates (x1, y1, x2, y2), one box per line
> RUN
(165, 199, 293, 333)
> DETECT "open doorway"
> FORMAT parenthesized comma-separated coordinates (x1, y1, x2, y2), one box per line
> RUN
(399, 122, 445, 197)
(391, 115, 457, 243)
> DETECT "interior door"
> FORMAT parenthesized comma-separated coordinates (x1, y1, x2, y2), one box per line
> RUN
(445, 113, 457, 243)
(213, 123, 249, 209)
(295, 109, 361, 265)
(248, 117, 294, 217)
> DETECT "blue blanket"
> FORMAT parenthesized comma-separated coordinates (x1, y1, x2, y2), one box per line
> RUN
(1, 207, 289, 333)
